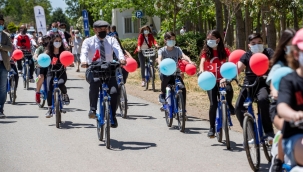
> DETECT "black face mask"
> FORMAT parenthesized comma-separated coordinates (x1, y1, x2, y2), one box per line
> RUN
(21, 29, 27, 34)
(98, 31, 107, 39)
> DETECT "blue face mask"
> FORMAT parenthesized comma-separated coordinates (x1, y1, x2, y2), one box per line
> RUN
(166, 40, 176, 47)
(0, 25, 4, 32)
(52, 28, 58, 32)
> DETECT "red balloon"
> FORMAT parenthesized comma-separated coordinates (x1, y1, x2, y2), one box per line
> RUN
(123, 58, 138, 72)
(185, 64, 197, 76)
(178, 59, 189, 72)
(12, 50, 23, 60)
(59, 51, 74, 67)
(229, 49, 245, 64)
(249, 53, 269, 76)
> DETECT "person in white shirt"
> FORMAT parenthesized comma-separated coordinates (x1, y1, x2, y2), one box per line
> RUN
(180, 26, 186, 35)
(71, 30, 82, 72)
(80, 20, 126, 128)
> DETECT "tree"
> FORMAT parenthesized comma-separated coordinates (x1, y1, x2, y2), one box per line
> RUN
(7, 21, 17, 33)
(50, 8, 69, 29)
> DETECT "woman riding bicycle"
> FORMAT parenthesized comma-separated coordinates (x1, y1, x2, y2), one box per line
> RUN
(198, 29, 235, 138)
(158, 32, 194, 114)
(277, 28, 303, 169)
(134, 25, 159, 87)
(45, 34, 70, 118)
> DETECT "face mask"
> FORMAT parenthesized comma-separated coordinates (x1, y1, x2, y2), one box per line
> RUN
(0, 25, 3, 32)
(98, 31, 107, 39)
(166, 40, 176, 47)
(144, 30, 149, 35)
(21, 29, 27, 35)
(52, 28, 58, 32)
(207, 40, 218, 48)
(53, 42, 61, 48)
(299, 52, 303, 66)
(285, 45, 292, 55)
(61, 29, 65, 32)
(250, 44, 264, 53)
(75, 34, 79, 37)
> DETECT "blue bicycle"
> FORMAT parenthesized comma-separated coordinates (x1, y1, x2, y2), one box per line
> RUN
(161, 73, 186, 132)
(37, 78, 47, 108)
(6, 68, 17, 104)
(94, 61, 120, 149)
(236, 78, 272, 171)
(20, 49, 32, 90)
(215, 84, 233, 150)
(142, 48, 156, 92)
(116, 67, 128, 118)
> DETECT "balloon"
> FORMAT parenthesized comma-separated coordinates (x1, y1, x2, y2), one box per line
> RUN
(249, 53, 269, 76)
(229, 49, 245, 64)
(123, 58, 138, 72)
(37, 53, 51, 67)
(185, 64, 197, 76)
(198, 71, 216, 91)
(59, 51, 74, 67)
(271, 67, 293, 90)
(178, 59, 189, 72)
(12, 49, 23, 60)
(159, 58, 176, 76)
(220, 62, 237, 80)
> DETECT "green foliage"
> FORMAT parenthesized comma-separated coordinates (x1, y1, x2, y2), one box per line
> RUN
(121, 38, 138, 61)
(50, 8, 70, 29)
(7, 21, 17, 33)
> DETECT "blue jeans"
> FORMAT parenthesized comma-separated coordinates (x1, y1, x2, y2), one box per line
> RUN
(283, 134, 303, 167)
(0, 63, 8, 113)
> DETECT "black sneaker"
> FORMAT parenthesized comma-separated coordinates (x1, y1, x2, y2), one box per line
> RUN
(0, 111, 6, 118)
(111, 116, 118, 128)
(88, 110, 96, 119)
(271, 156, 283, 172)
(158, 94, 165, 104)
(62, 94, 70, 105)
(207, 128, 215, 138)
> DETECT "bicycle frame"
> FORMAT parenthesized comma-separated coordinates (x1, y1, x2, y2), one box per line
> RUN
(6, 70, 14, 93)
(116, 68, 124, 86)
(40, 79, 48, 100)
(22, 56, 29, 80)
(216, 87, 233, 132)
(97, 82, 114, 126)
(142, 48, 155, 82)
(51, 70, 63, 113)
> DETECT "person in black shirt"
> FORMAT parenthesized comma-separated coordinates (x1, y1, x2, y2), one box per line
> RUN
(59, 23, 71, 50)
(277, 28, 303, 167)
(235, 33, 274, 138)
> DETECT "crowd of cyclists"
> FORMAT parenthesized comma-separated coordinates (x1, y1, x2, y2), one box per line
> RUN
(0, 15, 302, 171)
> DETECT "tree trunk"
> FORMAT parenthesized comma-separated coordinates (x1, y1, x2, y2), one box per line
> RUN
(267, 17, 276, 50)
(293, 7, 299, 31)
(214, 0, 224, 36)
(280, 12, 286, 34)
(235, 4, 245, 50)
(261, 7, 267, 45)
(256, 9, 261, 33)
(245, 3, 252, 50)
(224, 4, 233, 47)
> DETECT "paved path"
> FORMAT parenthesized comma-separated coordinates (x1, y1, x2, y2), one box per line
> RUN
(0, 68, 270, 172)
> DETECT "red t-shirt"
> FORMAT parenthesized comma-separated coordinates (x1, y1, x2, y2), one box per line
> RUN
(201, 48, 230, 81)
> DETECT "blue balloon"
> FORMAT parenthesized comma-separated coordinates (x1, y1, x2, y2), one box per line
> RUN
(272, 67, 293, 90)
(220, 62, 237, 80)
(198, 71, 216, 91)
(159, 58, 176, 76)
(37, 53, 51, 67)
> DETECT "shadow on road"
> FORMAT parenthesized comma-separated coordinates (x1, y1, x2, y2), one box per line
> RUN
(127, 103, 149, 106)
(125, 115, 156, 120)
(101, 139, 157, 151)
(186, 116, 203, 121)
(0, 120, 17, 124)
(6, 116, 38, 119)
(67, 78, 84, 81)
(63, 108, 87, 112)
(49, 121, 95, 129)
(15, 101, 37, 106)
(211, 141, 244, 152)
(66, 87, 84, 89)
(183, 127, 209, 134)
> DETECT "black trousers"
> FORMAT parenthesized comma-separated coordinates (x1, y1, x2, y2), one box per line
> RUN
(160, 74, 186, 108)
(89, 77, 118, 117)
(17, 56, 35, 79)
(10, 63, 19, 89)
(235, 81, 274, 134)
(138, 51, 155, 79)
(207, 83, 234, 128)
(47, 72, 67, 106)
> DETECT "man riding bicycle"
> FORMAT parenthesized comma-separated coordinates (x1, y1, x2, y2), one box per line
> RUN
(13, 25, 37, 82)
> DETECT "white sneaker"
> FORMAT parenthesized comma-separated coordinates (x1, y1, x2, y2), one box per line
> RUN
(45, 109, 53, 118)
(141, 81, 145, 87)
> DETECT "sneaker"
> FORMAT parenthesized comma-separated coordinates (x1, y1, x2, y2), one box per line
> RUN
(76, 69, 80, 72)
(229, 107, 236, 115)
(35, 92, 41, 104)
(141, 81, 145, 87)
(0, 111, 6, 118)
(88, 110, 96, 119)
(271, 156, 283, 172)
(208, 128, 215, 138)
(62, 94, 70, 105)
(111, 116, 118, 128)
(45, 109, 53, 118)
(18, 70, 22, 77)
(29, 79, 35, 83)
(158, 94, 166, 104)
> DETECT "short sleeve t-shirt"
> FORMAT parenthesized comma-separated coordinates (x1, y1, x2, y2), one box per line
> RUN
(200, 48, 230, 80)
(158, 46, 183, 74)
(277, 71, 303, 139)
(34, 46, 44, 56)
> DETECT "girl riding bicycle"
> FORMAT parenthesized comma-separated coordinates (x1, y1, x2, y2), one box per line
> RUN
(198, 29, 235, 138)
(45, 34, 70, 118)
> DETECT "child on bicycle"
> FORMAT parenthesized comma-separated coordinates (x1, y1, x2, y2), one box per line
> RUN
(277, 28, 303, 168)
(45, 34, 70, 118)
(198, 29, 235, 138)
(158, 32, 194, 113)
(34, 35, 50, 104)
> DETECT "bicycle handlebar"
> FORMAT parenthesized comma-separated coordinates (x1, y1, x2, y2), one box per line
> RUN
(236, 77, 259, 88)
(50, 65, 64, 73)
(290, 120, 303, 128)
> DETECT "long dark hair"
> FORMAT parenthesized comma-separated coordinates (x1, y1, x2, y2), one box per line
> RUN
(46, 34, 65, 58)
(270, 29, 296, 67)
(200, 30, 227, 60)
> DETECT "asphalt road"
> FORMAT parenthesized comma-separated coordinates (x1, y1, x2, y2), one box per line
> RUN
(0, 68, 270, 172)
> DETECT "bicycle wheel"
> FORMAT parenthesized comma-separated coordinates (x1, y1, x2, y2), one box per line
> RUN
(104, 101, 110, 149)
(176, 92, 185, 132)
(243, 115, 260, 171)
(26, 64, 29, 90)
(222, 102, 230, 149)
(97, 101, 105, 141)
(262, 139, 272, 162)
(55, 91, 61, 128)
(9, 76, 16, 104)
(119, 85, 128, 118)
(150, 66, 155, 92)
(216, 108, 222, 141)
(165, 108, 173, 127)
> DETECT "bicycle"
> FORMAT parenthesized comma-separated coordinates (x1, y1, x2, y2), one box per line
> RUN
(20, 49, 32, 90)
(37, 78, 47, 108)
(215, 82, 234, 150)
(49, 66, 67, 128)
(6, 68, 17, 104)
(160, 72, 186, 132)
(116, 67, 128, 118)
(142, 48, 156, 92)
(236, 77, 272, 171)
(94, 61, 120, 149)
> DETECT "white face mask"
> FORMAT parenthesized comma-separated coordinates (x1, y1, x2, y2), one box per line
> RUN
(143, 30, 149, 35)
(250, 44, 264, 53)
(166, 40, 176, 47)
(207, 40, 218, 48)
(285, 45, 292, 55)
(61, 29, 66, 32)
(53, 42, 61, 48)
(299, 52, 303, 66)
(75, 34, 79, 37)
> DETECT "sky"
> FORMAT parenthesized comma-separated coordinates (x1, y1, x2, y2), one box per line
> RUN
(49, 0, 68, 12)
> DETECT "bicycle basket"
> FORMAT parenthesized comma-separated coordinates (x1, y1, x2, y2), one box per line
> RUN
(91, 62, 120, 80)
(142, 48, 156, 57)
